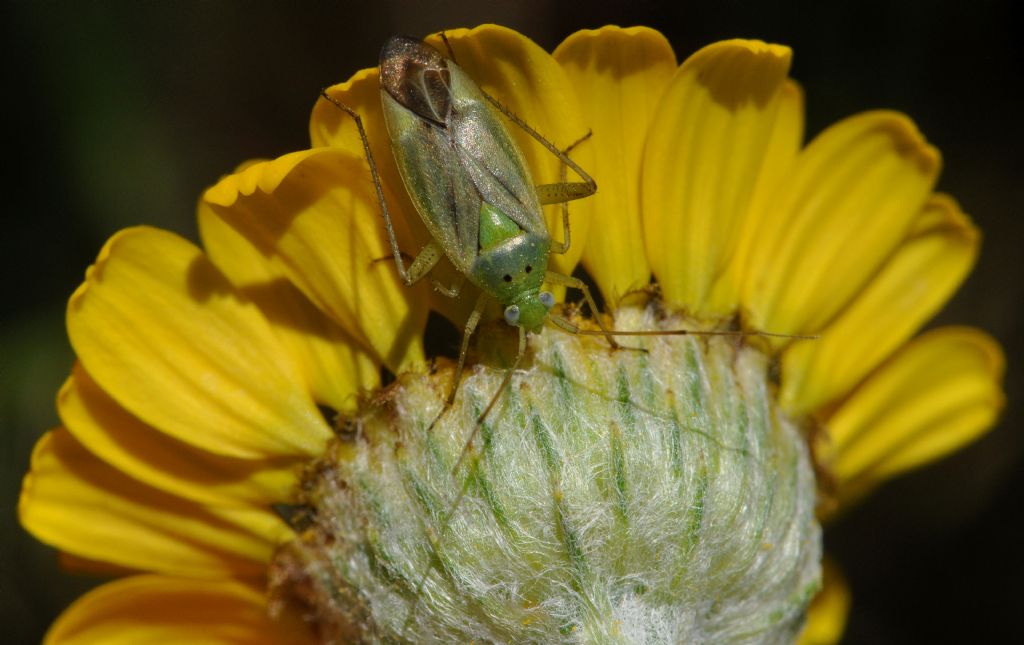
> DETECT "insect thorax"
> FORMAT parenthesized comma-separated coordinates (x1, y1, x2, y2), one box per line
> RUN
(471, 229, 550, 317)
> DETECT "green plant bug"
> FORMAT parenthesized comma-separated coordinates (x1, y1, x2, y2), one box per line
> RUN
(320, 34, 616, 421)
(320, 33, 812, 456)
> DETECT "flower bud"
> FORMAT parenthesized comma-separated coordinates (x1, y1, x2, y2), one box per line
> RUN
(273, 306, 821, 643)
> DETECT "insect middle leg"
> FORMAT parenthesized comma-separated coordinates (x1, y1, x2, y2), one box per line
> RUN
(448, 291, 489, 406)
(544, 270, 621, 349)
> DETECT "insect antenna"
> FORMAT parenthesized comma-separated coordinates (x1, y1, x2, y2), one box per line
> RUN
(438, 31, 459, 64)
(548, 316, 820, 341)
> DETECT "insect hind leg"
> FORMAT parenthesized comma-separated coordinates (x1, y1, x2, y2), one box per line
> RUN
(482, 90, 596, 195)
(318, 90, 417, 286)
(535, 130, 595, 255)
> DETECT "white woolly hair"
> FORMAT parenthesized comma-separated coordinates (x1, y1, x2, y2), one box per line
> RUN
(284, 306, 821, 644)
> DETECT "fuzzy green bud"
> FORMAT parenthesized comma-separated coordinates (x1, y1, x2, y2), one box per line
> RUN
(272, 305, 821, 643)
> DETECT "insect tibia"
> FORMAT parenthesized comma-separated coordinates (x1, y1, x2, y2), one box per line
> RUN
(437, 31, 458, 64)
(317, 88, 411, 291)
(534, 181, 594, 205)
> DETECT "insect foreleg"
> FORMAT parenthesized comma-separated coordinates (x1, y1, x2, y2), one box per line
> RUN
(544, 271, 621, 349)
(535, 182, 573, 254)
(430, 273, 466, 298)
(535, 130, 595, 207)
(401, 240, 445, 286)
(448, 291, 490, 406)
(427, 291, 487, 432)
(451, 324, 527, 475)
(534, 181, 595, 205)
(535, 130, 595, 253)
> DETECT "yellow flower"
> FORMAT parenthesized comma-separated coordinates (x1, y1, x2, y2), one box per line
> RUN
(19, 24, 1004, 643)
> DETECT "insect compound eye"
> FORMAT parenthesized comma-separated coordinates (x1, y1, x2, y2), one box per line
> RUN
(539, 291, 555, 309)
(504, 305, 520, 326)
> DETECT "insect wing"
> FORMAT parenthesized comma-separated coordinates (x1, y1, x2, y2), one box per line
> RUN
(446, 63, 545, 237)
(381, 90, 481, 272)
(379, 36, 547, 275)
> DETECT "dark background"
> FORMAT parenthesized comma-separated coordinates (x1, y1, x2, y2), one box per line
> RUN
(2, 2, 1020, 643)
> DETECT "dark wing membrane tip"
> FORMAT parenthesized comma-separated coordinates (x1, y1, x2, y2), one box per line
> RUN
(379, 36, 452, 126)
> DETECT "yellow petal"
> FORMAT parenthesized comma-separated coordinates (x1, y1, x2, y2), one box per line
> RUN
(20, 430, 291, 577)
(198, 199, 380, 411)
(203, 148, 427, 373)
(312, 29, 593, 321)
(59, 363, 300, 507)
(312, 65, 438, 285)
(798, 558, 850, 645)
(58, 553, 137, 577)
(821, 327, 1004, 507)
(67, 227, 330, 459)
(45, 575, 311, 645)
(643, 39, 796, 318)
(430, 25, 594, 279)
(553, 26, 676, 302)
(708, 79, 804, 312)
(310, 65, 383, 152)
(743, 111, 942, 335)
(781, 194, 979, 414)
